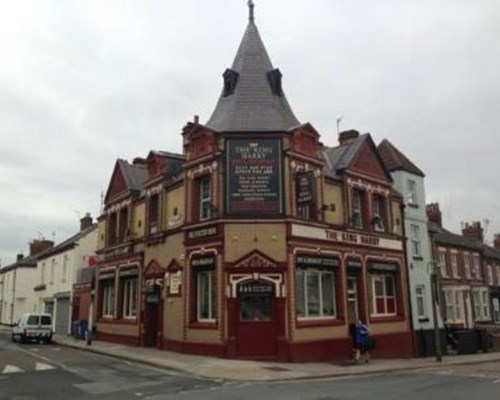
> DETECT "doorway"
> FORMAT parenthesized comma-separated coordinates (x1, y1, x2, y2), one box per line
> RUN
(236, 281, 277, 359)
(143, 284, 162, 347)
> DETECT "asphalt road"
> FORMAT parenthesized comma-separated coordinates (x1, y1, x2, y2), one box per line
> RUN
(1, 328, 500, 399)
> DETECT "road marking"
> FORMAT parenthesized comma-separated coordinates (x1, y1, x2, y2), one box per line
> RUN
(35, 362, 55, 371)
(2, 365, 23, 374)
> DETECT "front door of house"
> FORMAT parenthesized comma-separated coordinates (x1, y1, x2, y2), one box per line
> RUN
(236, 281, 277, 359)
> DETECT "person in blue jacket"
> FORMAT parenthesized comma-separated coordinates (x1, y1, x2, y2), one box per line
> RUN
(354, 320, 370, 363)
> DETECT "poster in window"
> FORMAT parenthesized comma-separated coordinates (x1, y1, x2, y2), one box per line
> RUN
(226, 138, 283, 215)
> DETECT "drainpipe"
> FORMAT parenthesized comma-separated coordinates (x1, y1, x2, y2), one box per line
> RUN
(429, 231, 442, 362)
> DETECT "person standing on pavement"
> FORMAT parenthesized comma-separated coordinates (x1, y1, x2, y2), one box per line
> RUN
(354, 320, 370, 363)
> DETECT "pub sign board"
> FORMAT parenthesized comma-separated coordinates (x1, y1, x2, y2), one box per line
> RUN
(226, 138, 283, 215)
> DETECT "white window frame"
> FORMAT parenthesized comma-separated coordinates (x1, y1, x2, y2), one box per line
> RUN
(122, 277, 137, 318)
(439, 250, 447, 277)
(410, 224, 421, 257)
(371, 274, 397, 317)
(472, 255, 481, 279)
(487, 264, 494, 286)
(407, 179, 417, 205)
(473, 288, 490, 321)
(101, 280, 115, 318)
(463, 253, 471, 279)
(415, 284, 427, 320)
(372, 195, 385, 232)
(197, 270, 216, 322)
(451, 252, 458, 278)
(352, 190, 364, 229)
(444, 288, 464, 324)
(199, 176, 212, 221)
(296, 268, 337, 319)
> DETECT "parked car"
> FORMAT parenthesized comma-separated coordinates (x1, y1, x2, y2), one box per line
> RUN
(11, 313, 53, 344)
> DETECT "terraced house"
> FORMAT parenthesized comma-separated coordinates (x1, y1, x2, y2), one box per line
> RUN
(93, 4, 414, 361)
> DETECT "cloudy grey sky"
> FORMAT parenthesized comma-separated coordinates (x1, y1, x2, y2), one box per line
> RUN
(1, 0, 499, 265)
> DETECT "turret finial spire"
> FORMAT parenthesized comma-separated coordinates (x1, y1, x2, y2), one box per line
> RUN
(248, 0, 255, 23)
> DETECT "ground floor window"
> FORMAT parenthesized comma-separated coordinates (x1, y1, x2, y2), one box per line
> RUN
(101, 279, 115, 317)
(371, 274, 396, 316)
(122, 277, 137, 318)
(197, 270, 216, 321)
(415, 284, 427, 320)
(473, 288, 490, 321)
(296, 268, 336, 318)
(444, 288, 463, 323)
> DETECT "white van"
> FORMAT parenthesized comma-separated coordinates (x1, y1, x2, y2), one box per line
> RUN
(11, 313, 53, 344)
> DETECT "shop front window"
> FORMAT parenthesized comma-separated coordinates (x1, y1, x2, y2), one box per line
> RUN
(296, 269, 336, 319)
(371, 275, 396, 316)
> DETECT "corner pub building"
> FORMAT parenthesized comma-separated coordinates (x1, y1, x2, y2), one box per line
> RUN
(94, 4, 413, 362)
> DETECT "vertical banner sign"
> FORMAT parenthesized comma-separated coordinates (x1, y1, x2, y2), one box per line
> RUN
(226, 138, 283, 215)
(296, 171, 315, 205)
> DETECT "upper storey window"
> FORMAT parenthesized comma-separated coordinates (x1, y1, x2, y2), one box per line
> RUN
(198, 176, 212, 221)
(351, 189, 365, 229)
(407, 179, 418, 206)
(107, 207, 129, 246)
(148, 193, 159, 234)
(372, 195, 386, 232)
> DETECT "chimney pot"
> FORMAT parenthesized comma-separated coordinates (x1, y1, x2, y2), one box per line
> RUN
(462, 221, 483, 242)
(426, 203, 442, 228)
(16, 253, 24, 262)
(338, 130, 360, 146)
(80, 213, 93, 231)
(29, 239, 54, 256)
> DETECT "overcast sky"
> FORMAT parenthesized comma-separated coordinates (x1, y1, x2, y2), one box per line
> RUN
(1, 0, 499, 265)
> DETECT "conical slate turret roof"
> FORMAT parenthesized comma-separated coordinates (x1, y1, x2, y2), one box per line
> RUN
(206, 13, 300, 133)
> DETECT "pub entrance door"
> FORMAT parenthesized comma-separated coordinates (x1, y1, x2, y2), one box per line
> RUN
(143, 284, 162, 347)
(236, 281, 277, 359)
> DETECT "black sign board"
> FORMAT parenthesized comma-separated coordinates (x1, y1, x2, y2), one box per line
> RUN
(296, 256, 339, 268)
(296, 171, 315, 204)
(226, 138, 283, 215)
(191, 256, 216, 268)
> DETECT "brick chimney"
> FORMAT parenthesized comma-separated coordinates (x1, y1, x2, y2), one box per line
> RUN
(16, 254, 24, 262)
(132, 157, 147, 166)
(80, 213, 93, 231)
(29, 239, 54, 256)
(493, 234, 500, 249)
(338, 130, 360, 146)
(462, 221, 483, 243)
(426, 203, 442, 227)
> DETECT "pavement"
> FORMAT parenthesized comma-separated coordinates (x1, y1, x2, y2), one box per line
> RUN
(45, 333, 500, 382)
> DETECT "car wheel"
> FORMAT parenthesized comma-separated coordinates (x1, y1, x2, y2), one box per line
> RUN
(45, 336, 52, 345)
(11, 333, 16, 342)
(20, 334, 26, 344)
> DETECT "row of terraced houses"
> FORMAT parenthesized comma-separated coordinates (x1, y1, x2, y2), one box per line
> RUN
(1, 7, 500, 361)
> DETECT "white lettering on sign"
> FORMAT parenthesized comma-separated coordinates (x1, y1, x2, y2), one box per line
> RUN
(169, 271, 182, 294)
(291, 224, 403, 251)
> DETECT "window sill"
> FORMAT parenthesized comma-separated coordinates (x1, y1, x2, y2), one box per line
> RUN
(369, 315, 405, 323)
(296, 318, 344, 328)
(189, 321, 218, 330)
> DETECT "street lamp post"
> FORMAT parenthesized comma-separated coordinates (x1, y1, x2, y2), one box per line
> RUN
(430, 261, 442, 362)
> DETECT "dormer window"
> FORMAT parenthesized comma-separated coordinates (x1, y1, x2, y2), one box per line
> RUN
(352, 189, 364, 229)
(267, 68, 283, 96)
(222, 69, 239, 97)
(372, 195, 386, 232)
